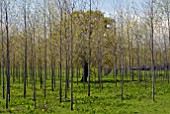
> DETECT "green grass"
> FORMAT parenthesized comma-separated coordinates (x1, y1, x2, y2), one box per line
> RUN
(0, 70, 170, 114)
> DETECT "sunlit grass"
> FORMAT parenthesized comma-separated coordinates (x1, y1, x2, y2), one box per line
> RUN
(0, 70, 170, 113)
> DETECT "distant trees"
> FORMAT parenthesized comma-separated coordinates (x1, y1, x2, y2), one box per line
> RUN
(160, 0, 170, 83)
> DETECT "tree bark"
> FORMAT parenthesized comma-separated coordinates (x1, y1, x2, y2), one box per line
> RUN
(24, 0, 28, 99)
(81, 60, 88, 82)
(5, 1, 10, 108)
(1, 2, 5, 99)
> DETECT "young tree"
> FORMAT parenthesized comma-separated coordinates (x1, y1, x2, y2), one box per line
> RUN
(145, 0, 156, 101)
(23, 0, 28, 98)
(70, 0, 75, 110)
(1, 1, 5, 99)
(5, 0, 10, 108)
(88, 0, 92, 97)
(58, 0, 63, 103)
(63, 0, 69, 98)
(28, 8, 37, 107)
(47, 1, 55, 92)
(150, 0, 155, 101)
(43, 0, 47, 98)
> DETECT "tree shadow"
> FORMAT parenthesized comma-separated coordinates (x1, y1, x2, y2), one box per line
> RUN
(73, 79, 138, 84)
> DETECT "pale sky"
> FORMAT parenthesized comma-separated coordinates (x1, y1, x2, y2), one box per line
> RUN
(98, 0, 143, 16)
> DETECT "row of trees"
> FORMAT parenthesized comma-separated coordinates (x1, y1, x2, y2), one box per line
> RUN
(0, 0, 170, 110)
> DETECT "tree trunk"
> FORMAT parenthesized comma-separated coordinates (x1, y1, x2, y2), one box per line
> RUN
(23, 0, 28, 99)
(151, 0, 155, 101)
(5, 1, 10, 108)
(81, 60, 88, 82)
(43, 0, 47, 98)
(59, 4, 63, 103)
(1, 2, 5, 99)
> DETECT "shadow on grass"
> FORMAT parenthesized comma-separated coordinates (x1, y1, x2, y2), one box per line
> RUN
(73, 79, 138, 84)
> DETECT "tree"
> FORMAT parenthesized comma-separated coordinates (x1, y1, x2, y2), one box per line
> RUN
(150, 0, 156, 102)
(70, 0, 75, 110)
(5, 0, 10, 108)
(72, 10, 115, 82)
(23, 0, 28, 99)
(43, 0, 47, 98)
(1, 1, 5, 99)
(88, 0, 92, 96)
(58, 0, 63, 103)
(143, 0, 157, 101)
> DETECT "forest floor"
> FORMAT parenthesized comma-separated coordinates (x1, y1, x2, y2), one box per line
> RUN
(0, 71, 170, 114)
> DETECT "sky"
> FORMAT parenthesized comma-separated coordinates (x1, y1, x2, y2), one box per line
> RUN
(98, 0, 143, 17)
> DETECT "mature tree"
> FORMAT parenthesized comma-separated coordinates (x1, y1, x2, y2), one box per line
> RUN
(71, 10, 115, 82)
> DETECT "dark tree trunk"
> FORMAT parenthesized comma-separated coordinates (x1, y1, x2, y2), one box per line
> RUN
(76, 65, 79, 85)
(5, 1, 10, 108)
(43, 0, 47, 98)
(81, 60, 88, 82)
(38, 61, 43, 89)
(59, 4, 63, 103)
(13, 55, 15, 83)
(18, 66, 21, 84)
(23, 0, 28, 99)
(150, 0, 155, 101)
(32, 25, 36, 108)
(51, 57, 55, 91)
(70, 5, 74, 110)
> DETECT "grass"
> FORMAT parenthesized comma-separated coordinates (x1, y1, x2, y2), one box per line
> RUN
(0, 70, 170, 114)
